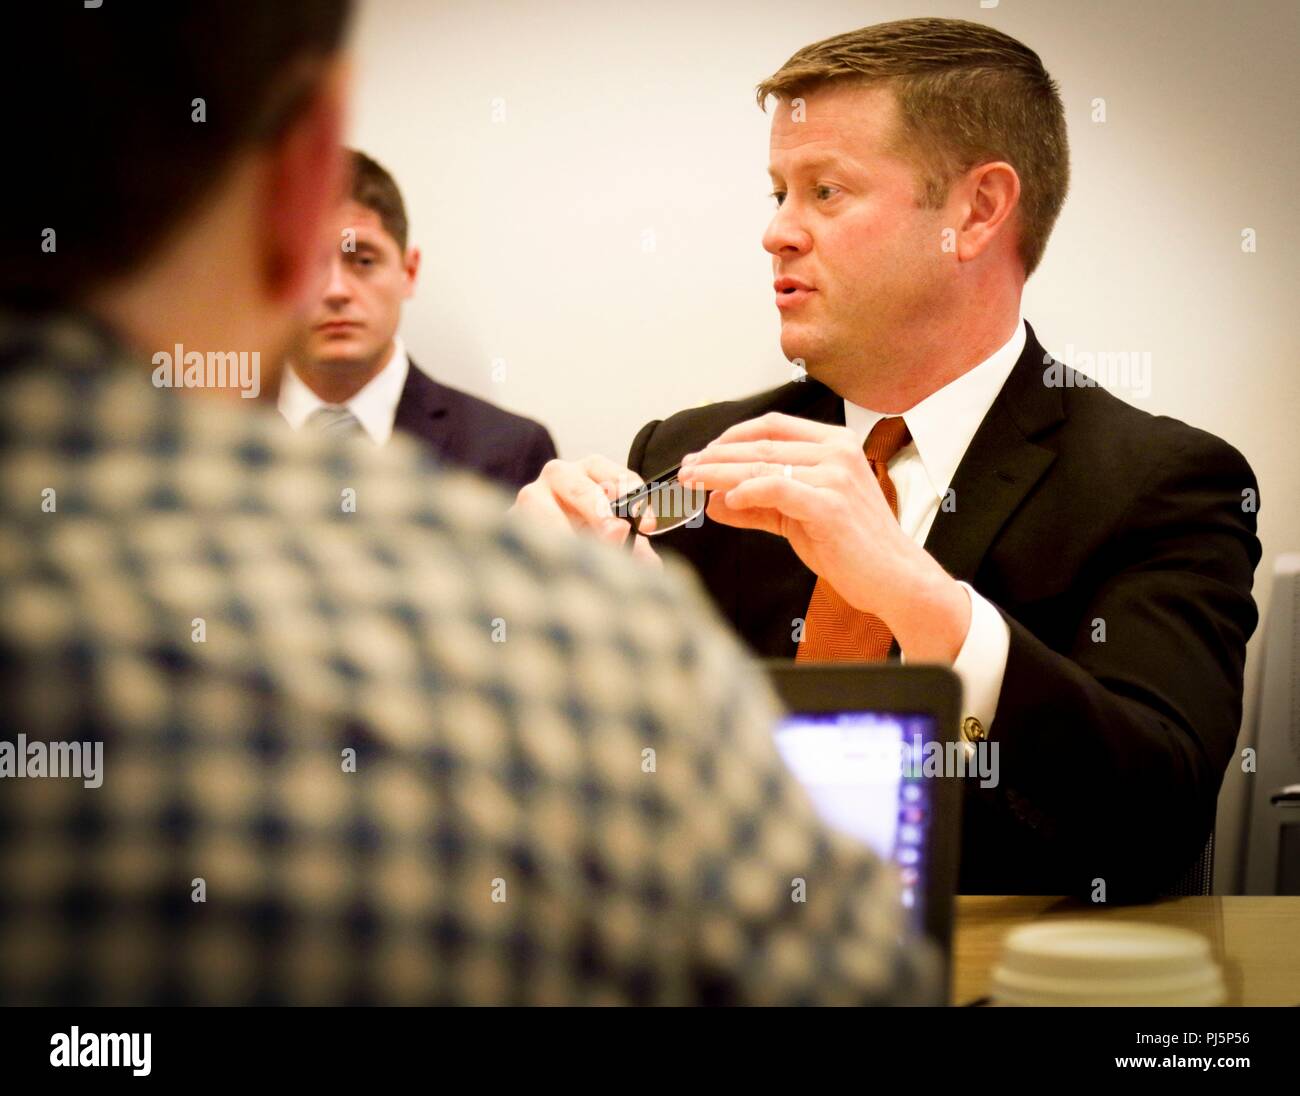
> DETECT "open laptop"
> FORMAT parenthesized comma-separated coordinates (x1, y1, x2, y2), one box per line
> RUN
(764, 663, 963, 986)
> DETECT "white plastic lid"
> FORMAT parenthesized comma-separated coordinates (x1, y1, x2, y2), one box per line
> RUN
(990, 920, 1226, 1006)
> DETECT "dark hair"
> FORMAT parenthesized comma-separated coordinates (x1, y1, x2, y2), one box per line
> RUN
(349, 151, 409, 252)
(8, 1, 352, 311)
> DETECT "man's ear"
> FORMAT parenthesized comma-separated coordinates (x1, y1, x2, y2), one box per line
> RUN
(402, 246, 421, 300)
(954, 161, 1021, 266)
(261, 58, 350, 308)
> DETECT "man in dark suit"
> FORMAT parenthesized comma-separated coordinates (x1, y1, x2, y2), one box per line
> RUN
(513, 19, 1261, 900)
(279, 149, 556, 491)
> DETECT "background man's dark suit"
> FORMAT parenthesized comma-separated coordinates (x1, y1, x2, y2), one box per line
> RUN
(395, 358, 557, 491)
(628, 322, 1261, 899)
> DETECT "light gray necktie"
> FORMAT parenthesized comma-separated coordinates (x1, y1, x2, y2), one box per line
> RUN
(306, 405, 364, 439)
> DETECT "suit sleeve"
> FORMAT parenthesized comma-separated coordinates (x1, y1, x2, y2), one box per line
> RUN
(981, 429, 1260, 900)
(627, 418, 662, 478)
(512, 424, 559, 490)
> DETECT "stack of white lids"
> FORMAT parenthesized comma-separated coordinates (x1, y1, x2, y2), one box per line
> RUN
(991, 921, 1226, 1006)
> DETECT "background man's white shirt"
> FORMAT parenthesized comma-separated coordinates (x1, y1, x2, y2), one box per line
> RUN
(842, 318, 1026, 734)
(278, 336, 411, 445)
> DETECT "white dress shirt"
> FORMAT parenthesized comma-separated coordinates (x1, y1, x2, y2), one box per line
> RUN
(278, 337, 411, 445)
(841, 318, 1026, 734)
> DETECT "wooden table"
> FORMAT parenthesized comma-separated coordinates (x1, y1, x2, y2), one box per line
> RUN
(951, 895, 1300, 1006)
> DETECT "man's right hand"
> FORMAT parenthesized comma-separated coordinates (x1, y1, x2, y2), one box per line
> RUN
(511, 456, 661, 566)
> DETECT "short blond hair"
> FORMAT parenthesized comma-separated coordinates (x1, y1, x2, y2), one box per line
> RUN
(757, 18, 1068, 277)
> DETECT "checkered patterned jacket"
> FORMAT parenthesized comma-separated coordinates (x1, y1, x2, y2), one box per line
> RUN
(0, 313, 936, 1005)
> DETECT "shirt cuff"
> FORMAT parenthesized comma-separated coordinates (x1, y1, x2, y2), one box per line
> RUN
(899, 581, 1009, 733)
(950, 581, 1010, 732)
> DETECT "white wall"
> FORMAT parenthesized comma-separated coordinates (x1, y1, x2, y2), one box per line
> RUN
(348, 0, 1300, 891)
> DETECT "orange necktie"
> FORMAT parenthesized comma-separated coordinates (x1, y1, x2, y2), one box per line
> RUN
(795, 416, 912, 662)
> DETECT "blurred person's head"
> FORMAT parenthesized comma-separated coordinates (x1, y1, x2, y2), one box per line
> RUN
(9, 2, 353, 395)
(290, 151, 421, 403)
(756, 18, 1068, 405)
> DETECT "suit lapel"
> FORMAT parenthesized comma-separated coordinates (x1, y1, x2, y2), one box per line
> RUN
(922, 323, 1064, 583)
(393, 358, 453, 455)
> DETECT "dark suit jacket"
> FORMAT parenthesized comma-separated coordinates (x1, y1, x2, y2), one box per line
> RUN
(395, 358, 557, 491)
(628, 322, 1261, 899)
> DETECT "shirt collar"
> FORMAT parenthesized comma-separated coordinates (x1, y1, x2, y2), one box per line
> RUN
(278, 336, 410, 445)
(843, 318, 1026, 501)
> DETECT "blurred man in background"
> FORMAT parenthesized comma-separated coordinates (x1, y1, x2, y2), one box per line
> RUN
(0, 3, 932, 1005)
(281, 150, 557, 490)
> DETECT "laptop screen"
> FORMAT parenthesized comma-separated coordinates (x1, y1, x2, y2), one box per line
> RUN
(773, 710, 936, 929)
